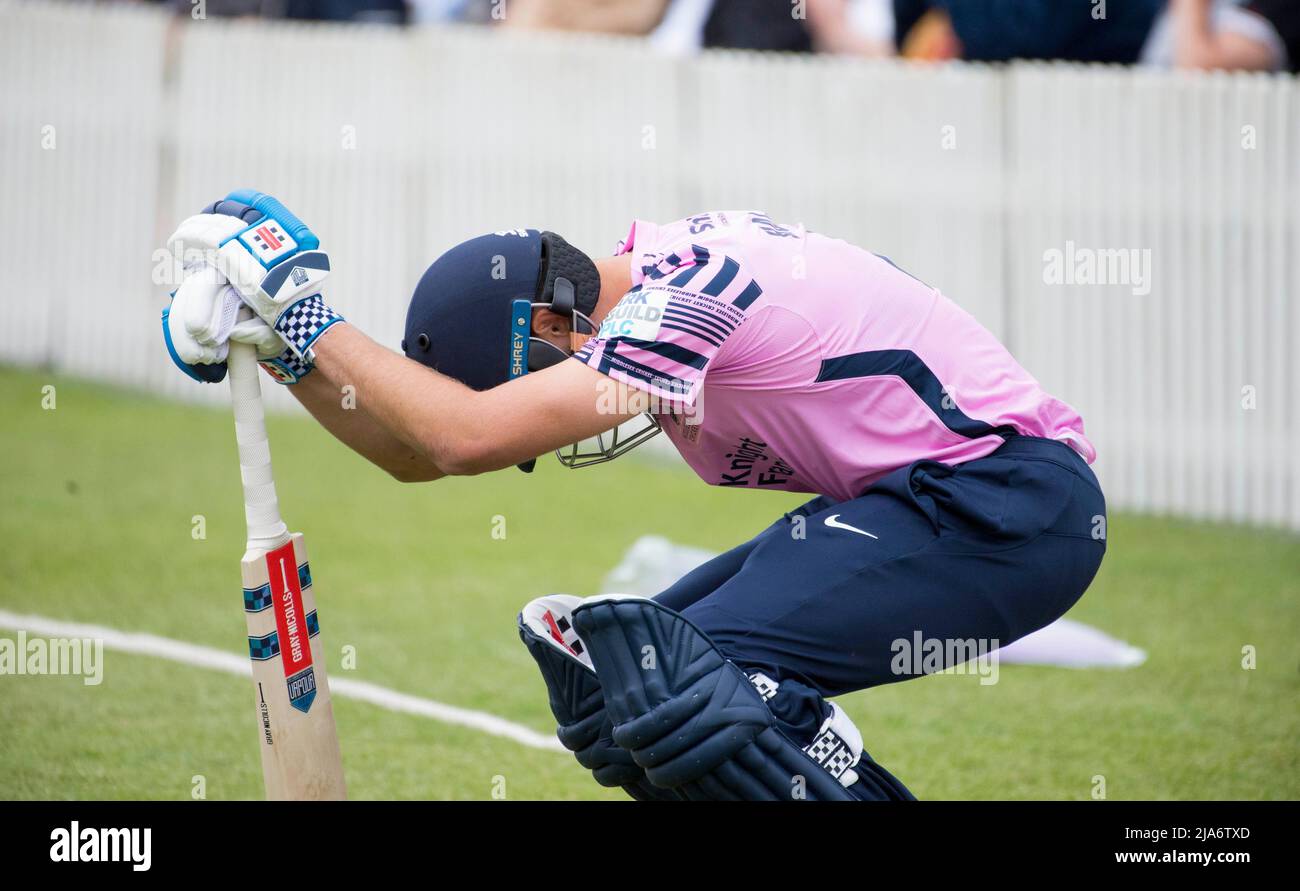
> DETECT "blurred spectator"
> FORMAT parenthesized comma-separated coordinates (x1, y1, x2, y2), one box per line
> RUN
(501, 0, 823, 50)
(165, 0, 408, 22)
(284, 0, 408, 23)
(154, 0, 1300, 76)
(893, 0, 1164, 63)
(805, 0, 895, 55)
(648, 0, 893, 55)
(699, 0, 812, 51)
(1143, 0, 1299, 72)
(501, 0, 670, 34)
(649, 0, 714, 52)
(165, 0, 280, 17)
(896, 5, 957, 59)
(408, 0, 478, 24)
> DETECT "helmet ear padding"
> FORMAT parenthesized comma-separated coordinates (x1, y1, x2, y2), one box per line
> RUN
(527, 338, 568, 372)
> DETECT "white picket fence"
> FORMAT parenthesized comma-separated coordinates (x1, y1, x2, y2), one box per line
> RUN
(1, 1, 1296, 530)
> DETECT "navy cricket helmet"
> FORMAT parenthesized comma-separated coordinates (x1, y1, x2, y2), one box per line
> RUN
(402, 229, 660, 472)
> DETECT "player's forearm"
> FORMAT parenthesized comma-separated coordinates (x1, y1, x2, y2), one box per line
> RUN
(308, 322, 493, 476)
(287, 364, 445, 482)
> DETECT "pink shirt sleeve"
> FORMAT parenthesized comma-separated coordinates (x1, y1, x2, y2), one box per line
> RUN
(572, 244, 760, 406)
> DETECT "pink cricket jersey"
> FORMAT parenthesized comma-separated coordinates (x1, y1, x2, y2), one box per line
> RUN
(572, 211, 1094, 502)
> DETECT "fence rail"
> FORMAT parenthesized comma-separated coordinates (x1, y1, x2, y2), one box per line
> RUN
(2, 1, 1296, 530)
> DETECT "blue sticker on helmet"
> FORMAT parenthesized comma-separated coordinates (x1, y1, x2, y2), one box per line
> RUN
(509, 298, 531, 380)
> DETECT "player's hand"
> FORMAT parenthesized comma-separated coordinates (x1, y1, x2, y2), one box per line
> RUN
(161, 262, 315, 385)
(166, 190, 343, 362)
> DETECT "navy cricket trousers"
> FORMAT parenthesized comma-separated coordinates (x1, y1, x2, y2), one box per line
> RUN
(653, 436, 1107, 736)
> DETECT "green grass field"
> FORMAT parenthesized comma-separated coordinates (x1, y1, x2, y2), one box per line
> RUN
(1, 366, 1296, 800)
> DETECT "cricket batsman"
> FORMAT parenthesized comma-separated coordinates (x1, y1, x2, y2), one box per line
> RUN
(163, 192, 1106, 801)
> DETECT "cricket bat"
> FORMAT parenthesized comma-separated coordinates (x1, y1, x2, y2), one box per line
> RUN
(228, 334, 347, 800)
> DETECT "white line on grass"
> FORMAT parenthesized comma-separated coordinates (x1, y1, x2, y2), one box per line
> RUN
(0, 609, 564, 753)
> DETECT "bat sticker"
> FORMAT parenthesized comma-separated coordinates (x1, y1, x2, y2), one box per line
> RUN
(267, 541, 317, 714)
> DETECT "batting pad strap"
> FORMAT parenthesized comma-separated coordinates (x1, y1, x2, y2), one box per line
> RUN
(274, 295, 344, 361)
(745, 672, 863, 788)
(802, 703, 863, 788)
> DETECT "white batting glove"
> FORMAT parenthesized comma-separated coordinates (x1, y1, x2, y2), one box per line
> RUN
(166, 265, 244, 366)
(163, 261, 316, 385)
(166, 190, 342, 362)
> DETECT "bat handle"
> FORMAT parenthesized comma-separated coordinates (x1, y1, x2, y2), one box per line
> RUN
(229, 335, 290, 549)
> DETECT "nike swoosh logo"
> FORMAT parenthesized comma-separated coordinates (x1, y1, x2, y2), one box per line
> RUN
(823, 515, 878, 539)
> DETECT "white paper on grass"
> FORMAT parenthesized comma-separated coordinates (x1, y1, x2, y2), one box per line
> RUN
(602, 535, 1146, 669)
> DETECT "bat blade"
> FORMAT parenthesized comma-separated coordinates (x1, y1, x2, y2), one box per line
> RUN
(241, 531, 346, 800)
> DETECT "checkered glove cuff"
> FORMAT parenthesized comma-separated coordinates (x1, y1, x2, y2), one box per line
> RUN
(274, 294, 344, 360)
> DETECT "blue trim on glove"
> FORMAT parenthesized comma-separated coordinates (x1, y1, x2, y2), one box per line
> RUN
(225, 189, 320, 251)
(201, 199, 261, 224)
(161, 306, 227, 384)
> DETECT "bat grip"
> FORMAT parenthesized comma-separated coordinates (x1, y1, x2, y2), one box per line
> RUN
(229, 337, 289, 548)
